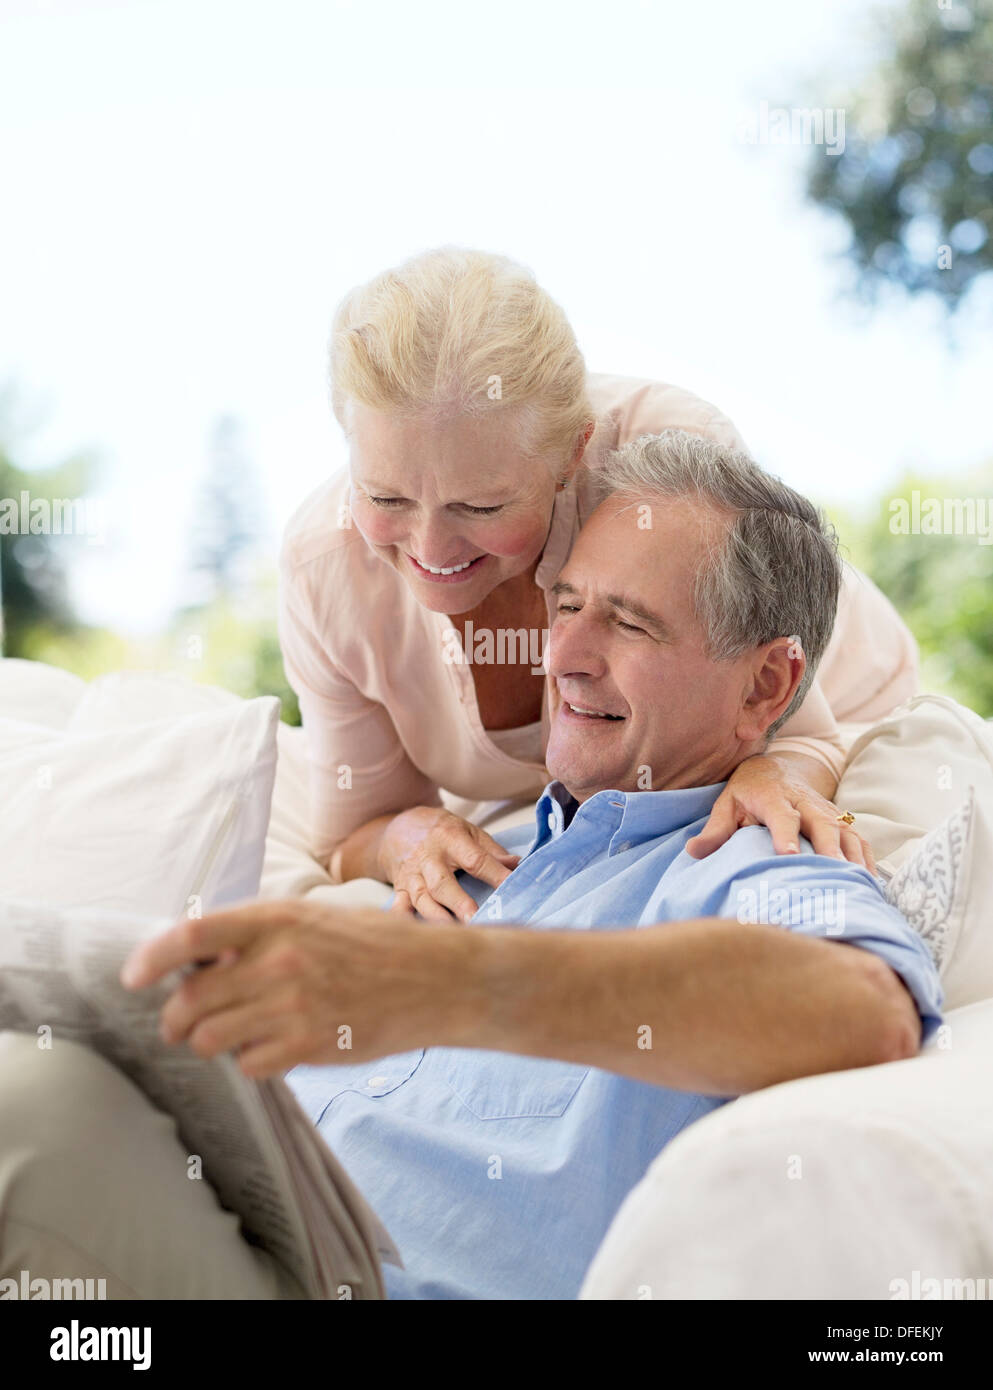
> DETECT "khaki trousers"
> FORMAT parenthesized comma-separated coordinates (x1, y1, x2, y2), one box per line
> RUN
(0, 1031, 307, 1299)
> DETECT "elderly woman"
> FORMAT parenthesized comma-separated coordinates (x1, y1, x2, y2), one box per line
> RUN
(279, 247, 915, 920)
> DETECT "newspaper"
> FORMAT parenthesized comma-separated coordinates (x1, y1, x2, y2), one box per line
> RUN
(0, 898, 402, 1299)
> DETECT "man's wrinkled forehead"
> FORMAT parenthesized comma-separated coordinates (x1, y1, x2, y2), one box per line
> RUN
(556, 494, 726, 634)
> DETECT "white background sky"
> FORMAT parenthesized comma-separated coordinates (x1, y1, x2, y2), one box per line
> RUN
(1, 0, 990, 634)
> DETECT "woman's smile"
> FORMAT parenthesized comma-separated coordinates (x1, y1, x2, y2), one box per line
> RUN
(406, 552, 489, 582)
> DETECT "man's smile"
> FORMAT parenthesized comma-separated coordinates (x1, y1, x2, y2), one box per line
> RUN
(557, 699, 626, 723)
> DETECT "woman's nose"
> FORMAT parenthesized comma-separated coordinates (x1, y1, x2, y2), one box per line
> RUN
(409, 512, 459, 567)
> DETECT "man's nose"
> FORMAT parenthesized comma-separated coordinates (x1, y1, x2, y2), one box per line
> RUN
(548, 612, 606, 680)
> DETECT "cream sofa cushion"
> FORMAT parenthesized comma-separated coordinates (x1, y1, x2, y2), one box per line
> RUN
(581, 995, 993, 1300)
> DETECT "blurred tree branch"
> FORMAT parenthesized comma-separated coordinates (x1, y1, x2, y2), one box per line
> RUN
(806, 0, 993, 310)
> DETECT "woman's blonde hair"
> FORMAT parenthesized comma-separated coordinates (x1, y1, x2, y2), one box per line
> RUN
(329, 246, 595, 468)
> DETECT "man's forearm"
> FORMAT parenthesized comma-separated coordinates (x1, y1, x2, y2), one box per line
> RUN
(448, 918, 919, 1096)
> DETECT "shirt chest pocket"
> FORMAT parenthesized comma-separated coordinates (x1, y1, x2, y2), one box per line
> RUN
(433, 1047, 589, 1120)
(288, 1050, 425, 1124)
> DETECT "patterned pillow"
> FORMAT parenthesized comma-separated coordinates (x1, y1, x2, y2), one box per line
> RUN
(882, 790, 974, 974)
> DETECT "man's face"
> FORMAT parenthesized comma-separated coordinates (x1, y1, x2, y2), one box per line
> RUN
(545, 494, 768, 800)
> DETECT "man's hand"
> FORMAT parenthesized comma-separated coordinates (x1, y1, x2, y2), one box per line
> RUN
(119, 897, 923, 1094)
(119, 899, 480, 1079)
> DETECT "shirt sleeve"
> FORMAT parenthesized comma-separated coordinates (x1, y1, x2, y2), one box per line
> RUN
(277, 556, 442, 877)
(719, 839, 944, 1048)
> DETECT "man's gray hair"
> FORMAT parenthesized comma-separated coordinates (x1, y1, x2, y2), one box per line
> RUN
(594, 429, 842, 737)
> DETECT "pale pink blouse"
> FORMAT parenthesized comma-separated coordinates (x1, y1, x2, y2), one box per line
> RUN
(278, 373, 918, 873)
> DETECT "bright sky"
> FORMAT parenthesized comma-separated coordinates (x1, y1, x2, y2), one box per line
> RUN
(2, 0, 990, 633)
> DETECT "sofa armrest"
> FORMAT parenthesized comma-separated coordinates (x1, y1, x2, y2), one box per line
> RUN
(581, 997, 993, 1299)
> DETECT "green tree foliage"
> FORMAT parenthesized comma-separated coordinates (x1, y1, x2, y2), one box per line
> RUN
(168, 583, 301, 725)
(806, 0, 993, 308)
(827, 462, 993, 716)
(0, 416, 92, 654)
(22, 582, 302, 725)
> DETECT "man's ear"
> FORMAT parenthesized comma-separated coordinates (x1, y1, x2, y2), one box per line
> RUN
(736, 635, 807, 742)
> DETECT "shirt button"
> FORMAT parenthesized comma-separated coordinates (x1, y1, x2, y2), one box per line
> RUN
(367, 1076, 389, 1087)
(616, 841, 631, 854)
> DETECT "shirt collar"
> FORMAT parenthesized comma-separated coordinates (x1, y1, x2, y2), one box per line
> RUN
(531, 779, 728, 853)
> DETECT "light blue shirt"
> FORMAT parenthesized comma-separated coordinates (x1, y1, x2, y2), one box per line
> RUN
(286, 780, 943, 1300)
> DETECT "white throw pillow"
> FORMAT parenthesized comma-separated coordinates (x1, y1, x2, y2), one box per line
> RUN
(0, 656, 86, 729)
(0, 668, 280, 919)
(837, 694, 993, 1011)
(883, 789, 993, 1010)
(837, 694, 993, 867)
(883, 794, 973, 975)
(63, 668, 241, 728)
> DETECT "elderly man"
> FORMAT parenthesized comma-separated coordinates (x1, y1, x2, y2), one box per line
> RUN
(116, 429, 943, 1300)
(3, 432, 943, 1301)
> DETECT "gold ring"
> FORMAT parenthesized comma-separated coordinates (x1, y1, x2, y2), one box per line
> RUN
(836, 811, 856, 826)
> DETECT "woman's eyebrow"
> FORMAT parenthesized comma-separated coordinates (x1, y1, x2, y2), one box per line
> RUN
(358, 480, 512, 504)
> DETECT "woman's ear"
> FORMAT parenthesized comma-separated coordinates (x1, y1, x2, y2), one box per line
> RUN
(563, 419, 597, 482)
(736, 635, 807, 742)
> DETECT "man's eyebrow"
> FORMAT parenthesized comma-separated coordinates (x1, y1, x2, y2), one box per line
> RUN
(551, 580, 671, 636)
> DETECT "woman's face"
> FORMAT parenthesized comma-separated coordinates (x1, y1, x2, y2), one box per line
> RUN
(347, 402, 566, 613)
